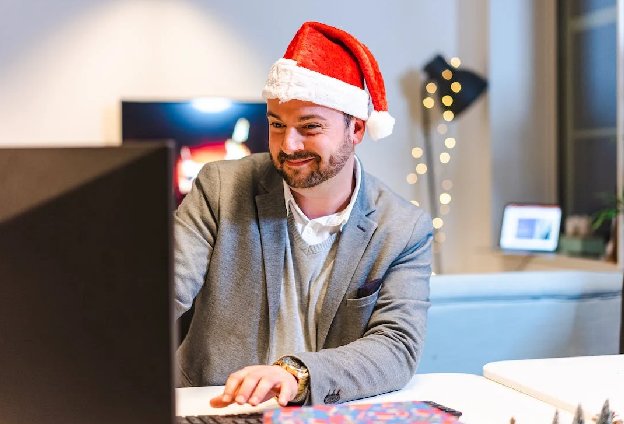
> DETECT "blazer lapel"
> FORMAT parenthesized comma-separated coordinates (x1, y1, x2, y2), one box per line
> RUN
(255, 166, 287, 338)
(316, 174, 377, 348)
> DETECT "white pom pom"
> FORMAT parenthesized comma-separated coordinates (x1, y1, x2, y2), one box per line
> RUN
(366, 110, 395, 141)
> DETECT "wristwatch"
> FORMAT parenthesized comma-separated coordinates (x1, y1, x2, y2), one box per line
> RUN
(273, 356, 310, 404)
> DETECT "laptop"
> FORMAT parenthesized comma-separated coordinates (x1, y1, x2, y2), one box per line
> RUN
(499, 203, 562, 254)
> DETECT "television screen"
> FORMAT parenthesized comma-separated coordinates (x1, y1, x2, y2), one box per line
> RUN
(122, 98, 268, 203)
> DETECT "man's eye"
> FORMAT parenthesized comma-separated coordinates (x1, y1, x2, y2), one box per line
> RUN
(270, 122, 285, 129)
(303, 123, 321, 130)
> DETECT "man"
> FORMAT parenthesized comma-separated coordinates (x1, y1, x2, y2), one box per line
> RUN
(174, 21, 432, 407)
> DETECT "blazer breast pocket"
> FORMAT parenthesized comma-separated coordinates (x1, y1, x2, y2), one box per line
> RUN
(336, 280, 383, 343)
(346, 278, 383, 309)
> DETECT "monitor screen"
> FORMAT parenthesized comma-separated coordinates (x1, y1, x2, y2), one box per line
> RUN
(121, 98, 269, 204)
(0, 143, 175, 423)
(499, 203, 562, 252)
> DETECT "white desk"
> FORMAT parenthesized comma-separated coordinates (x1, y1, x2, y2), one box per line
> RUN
(484, 355, 624, 422)
(176, 373, 572, 424)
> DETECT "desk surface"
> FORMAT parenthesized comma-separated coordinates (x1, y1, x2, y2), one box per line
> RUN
(176, 373, 572, 424)
(484, 355, 624, 421)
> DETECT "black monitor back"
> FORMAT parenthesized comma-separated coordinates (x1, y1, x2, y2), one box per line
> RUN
(0, 143, 175, 424)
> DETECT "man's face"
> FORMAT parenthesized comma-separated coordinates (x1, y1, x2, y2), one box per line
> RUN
(266, 99, 357, 189)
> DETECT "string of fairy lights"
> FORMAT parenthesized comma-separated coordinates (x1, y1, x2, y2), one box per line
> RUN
(407, 56, 463, 251)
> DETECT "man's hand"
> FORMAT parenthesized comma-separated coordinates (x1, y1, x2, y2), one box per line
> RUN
(209, 365, 298, 407)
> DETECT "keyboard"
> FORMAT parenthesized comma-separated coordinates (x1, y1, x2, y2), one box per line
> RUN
(176, 412, 264, 424)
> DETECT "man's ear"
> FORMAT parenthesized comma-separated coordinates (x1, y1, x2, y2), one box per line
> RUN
(352, 118, 366, 146)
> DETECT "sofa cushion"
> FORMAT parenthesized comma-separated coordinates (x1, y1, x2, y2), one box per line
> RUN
(417, 271, 622, 375)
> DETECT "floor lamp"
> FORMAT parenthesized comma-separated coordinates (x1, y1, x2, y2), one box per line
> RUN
(421, 55, 487, 273)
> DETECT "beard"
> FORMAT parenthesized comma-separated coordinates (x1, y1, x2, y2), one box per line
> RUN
(272, 134, 353, 189)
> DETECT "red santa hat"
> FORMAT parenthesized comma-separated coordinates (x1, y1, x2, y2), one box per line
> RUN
(262, 21, 395, 141)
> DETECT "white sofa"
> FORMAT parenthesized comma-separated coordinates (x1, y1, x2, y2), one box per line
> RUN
(417, 271, 622, 374)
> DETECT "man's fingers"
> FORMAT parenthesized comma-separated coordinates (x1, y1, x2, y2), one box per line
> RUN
(209, 394, 232, 408)
(233, 370, 263, 404)
(211, 365, 300, 408)
(248, 377, 279, 406)
(277, 382, 294, 406)
(221, 369, 247, 403)
(274, 367, 298, 406)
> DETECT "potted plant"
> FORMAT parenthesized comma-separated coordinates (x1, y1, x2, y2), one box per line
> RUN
(591, 192, 624, 262)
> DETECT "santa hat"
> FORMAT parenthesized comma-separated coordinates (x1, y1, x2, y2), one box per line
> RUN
(262, 22, 395, 141)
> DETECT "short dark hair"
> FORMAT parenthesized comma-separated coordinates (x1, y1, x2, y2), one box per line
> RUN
(343, 112, 354, 128)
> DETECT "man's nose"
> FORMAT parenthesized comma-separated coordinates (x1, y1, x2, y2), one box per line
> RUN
(281, 127, 304, 152)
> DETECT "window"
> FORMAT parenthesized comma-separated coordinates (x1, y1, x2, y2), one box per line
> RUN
(558, 0, 618, 233)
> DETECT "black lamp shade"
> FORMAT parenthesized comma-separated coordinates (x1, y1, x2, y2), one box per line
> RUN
(424, 54, 487, 117)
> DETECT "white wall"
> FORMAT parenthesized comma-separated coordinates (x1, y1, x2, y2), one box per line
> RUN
(0, 0, 557, 274)
(0, 0, 267, 145)
(435, 0, 491, 273)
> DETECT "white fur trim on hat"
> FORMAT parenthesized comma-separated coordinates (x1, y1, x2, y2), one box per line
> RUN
(262, 59, 369, 120)
(366, 110, 395, 141)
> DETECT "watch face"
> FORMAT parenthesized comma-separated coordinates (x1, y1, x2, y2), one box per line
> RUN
(291, 367, 306, 379)
(276, 357, 308, 381)
(282, 362, 301, 376)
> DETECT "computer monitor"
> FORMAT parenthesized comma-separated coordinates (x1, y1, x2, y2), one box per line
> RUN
(0, 143, 175, 424)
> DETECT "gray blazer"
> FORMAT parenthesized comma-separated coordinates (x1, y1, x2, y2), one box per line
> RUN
(174, 153, 432, 405)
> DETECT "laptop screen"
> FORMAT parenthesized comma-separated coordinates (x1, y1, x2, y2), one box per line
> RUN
(499, 203, 562, 253)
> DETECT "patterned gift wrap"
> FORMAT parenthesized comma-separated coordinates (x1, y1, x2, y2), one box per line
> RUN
(263, 401, 460, 423)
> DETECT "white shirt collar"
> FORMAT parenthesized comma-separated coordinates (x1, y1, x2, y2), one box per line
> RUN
(282, 156, 362, 232)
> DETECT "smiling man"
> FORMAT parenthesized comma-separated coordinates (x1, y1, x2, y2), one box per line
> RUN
(174, 21, 433, 407)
